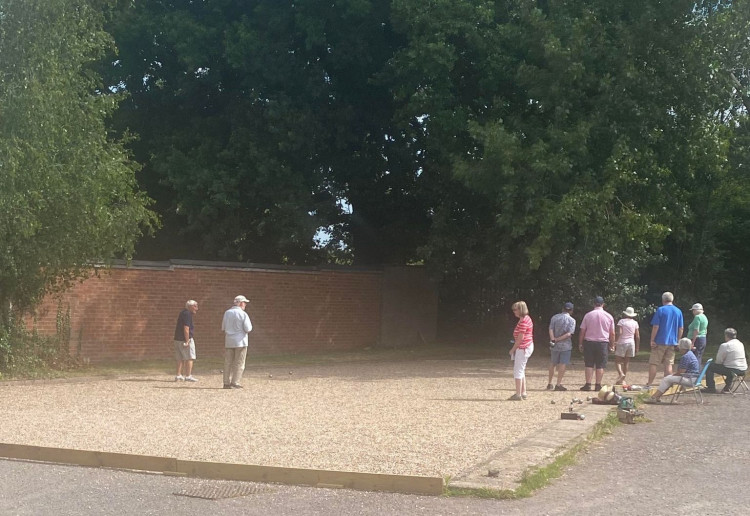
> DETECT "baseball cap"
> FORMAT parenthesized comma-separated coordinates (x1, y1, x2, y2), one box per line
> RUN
(594, 296, 605, 305)
(234, 295, 250, 304)
(691, 303, 703, 311)
(564, 302, 574, 310)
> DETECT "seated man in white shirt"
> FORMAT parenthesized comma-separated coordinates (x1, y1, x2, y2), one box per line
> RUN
(702, 328, 747, 394)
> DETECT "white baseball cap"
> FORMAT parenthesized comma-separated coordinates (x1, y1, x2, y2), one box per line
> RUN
(234, 295, 250, 305)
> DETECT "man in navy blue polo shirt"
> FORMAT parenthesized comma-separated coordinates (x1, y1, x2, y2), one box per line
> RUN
(173, 299, 199, 382)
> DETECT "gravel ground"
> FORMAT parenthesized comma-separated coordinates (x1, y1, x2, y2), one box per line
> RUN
(1, 386, 748, 515)
(0, 355, 644, 478)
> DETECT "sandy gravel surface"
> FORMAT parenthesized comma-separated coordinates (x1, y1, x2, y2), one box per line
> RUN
(0, 356, 642, 478)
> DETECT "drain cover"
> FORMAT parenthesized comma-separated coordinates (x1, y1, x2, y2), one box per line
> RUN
(174, 483, 273, 500)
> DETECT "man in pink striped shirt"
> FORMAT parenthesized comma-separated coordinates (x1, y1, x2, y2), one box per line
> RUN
(578, 296, 615, 391)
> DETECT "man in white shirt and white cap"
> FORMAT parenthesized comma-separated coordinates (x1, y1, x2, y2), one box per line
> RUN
(702, 328, 747, 394)
(221, 295, 253, 389)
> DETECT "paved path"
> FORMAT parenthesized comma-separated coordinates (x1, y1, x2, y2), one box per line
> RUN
(1, 391, 748, 515)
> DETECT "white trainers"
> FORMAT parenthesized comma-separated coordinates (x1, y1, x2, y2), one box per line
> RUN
(175, 375, 185, 382)
(184, 376, 198, 382)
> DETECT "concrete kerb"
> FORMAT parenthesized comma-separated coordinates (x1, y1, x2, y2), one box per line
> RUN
(0, 443, 443, 496)
(450, 402, 613, 493)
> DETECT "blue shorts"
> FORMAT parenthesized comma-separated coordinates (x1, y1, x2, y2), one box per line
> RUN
(550, 348, 571, 365)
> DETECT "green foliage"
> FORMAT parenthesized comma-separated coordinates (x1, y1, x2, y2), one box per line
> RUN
(0, 0, 157, 318)
(104, 0, 431, 264)
(98, 1, 750, 331)
(384, 0, 744, 321)
(0, 306, 79, 378)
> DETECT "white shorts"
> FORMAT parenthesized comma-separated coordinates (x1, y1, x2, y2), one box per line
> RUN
(615, 341, 635, 358)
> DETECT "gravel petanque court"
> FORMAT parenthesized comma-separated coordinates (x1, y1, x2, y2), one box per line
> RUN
(0, 355, 641, 478)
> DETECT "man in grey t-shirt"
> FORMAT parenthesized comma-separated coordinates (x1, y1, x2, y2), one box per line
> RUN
(547, 302, 576, 391)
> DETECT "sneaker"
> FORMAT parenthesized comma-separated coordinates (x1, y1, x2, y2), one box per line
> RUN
(175, 375, 184, 382)
(230, 383, 244, 389)
(223, 384, 232, 389)
(701, 387, 717, 394)
(521, 393, 528, 399)
(644, 397, 662, 404)
(554, 384, 567, 391)
(546, 383, 554, 390)
(721, 387, 732, 394)
(594, 384, 602, 391)
(184, 376, 198, 382)
(580, 383, 592, 391)
(508, 394, 523, 401)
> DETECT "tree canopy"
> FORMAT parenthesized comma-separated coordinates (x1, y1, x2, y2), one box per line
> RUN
(26, 0, 750, 332)
(0, 0, 156, 319)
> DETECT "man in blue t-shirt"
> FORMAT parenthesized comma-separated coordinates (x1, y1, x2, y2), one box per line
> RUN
(647, 292, 684, 386)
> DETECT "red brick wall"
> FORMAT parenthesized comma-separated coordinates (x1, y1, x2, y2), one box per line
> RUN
(31, 261, 384, 362)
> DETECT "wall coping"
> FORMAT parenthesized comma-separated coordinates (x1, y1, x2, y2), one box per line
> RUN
(97, 259, 386, 275)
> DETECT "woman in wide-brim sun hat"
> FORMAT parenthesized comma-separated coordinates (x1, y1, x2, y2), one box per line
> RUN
(614, 307, 640, 385)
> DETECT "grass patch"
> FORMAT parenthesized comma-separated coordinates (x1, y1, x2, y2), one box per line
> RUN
(444, 409, 621, 499)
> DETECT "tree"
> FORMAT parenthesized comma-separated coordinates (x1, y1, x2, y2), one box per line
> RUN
(104, 0, 433, 265)
(0, 0, 157, 321)
(384, 0, 738, 322)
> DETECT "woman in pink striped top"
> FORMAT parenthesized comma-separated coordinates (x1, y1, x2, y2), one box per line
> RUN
(509, 301, 535, 400)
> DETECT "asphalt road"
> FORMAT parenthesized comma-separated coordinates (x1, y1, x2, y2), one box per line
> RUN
(1, 391, 748, 515)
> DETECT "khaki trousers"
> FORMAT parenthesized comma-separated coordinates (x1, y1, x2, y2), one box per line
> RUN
(224, 346, 248, 386)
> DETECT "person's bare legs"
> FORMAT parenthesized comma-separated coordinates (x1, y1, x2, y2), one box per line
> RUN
(622, 357, 630, 382)
(548, 365, 556, 386)
(556, 364, 567, 385)
(521, 376, 527, 396)
(184, 360, 193, 377)
(585, 366, 594, 385)
(615, 357, 625, 382)
(515, 378, 523, 396)
(176, 362, 183, 377)
(647, 363, 658, 385)
(595, 368, 604, 386)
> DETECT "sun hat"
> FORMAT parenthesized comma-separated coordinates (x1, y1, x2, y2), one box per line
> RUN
(622, 307, 637, 318)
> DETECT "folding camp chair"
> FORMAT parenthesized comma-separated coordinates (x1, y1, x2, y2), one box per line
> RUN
(672, 359, 713, 404)
(730, 371, 749, 395)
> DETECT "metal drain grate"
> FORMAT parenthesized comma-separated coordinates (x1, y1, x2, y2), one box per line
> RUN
(174, 483, 274, 500)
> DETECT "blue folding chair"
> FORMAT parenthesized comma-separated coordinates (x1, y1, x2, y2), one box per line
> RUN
(671, 359, 713, 404)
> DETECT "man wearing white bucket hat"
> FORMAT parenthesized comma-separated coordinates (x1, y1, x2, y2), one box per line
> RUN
(221, 295, 253, 389)
(614, 307, 640, 385)
(687, 303, 708, 366)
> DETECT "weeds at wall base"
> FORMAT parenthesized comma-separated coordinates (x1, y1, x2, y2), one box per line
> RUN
(0, 303, 81, 379)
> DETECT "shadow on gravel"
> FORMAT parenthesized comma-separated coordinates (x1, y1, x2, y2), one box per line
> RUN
(429, 398, 506, 402)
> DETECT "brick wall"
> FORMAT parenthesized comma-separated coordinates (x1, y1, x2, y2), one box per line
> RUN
(31, 260, 402, 362)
